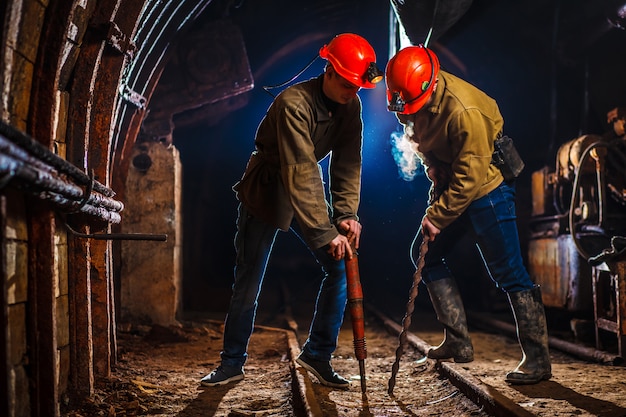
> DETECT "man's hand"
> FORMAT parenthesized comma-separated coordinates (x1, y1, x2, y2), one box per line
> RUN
(421, 216, 440, 241)
(328, 234, 353, 260)
(339, 219, 362, 249)
(327, 220, 362, 260)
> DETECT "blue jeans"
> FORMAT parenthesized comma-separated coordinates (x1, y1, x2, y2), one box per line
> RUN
(220, 204, 347, 368)
(411, 181, 534, 293)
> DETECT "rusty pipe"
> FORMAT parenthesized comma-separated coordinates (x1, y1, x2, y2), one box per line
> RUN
(345, 251, 367, 393)
(0, 121, 115, 197)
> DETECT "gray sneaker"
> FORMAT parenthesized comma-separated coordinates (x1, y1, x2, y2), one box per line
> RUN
(296, 352, 350, 389)
(200, 365, 244, 387)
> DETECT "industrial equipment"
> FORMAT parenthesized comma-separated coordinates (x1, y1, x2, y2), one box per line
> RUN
(528, 109, 626, 355)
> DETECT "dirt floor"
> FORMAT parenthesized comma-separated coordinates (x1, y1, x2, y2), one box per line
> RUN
(60, 317, 488, 417)
(61, 301, 626, 417)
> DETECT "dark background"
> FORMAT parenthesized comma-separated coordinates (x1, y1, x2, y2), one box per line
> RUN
(173, 0, 626, 315)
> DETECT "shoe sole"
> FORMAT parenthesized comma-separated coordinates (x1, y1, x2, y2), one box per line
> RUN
(200, 373, 244, 387)
(296, 357, 350, 389)
(505, 372, 552, 385)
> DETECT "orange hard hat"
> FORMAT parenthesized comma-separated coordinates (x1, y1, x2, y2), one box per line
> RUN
(385, 45, 440, 114)
(319, 33, 383, 89)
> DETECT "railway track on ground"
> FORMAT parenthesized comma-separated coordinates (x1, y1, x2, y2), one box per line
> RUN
(282, 294, 626, 417)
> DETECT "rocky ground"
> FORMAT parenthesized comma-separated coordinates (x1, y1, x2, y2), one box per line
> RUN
(61, 298, 626, 417)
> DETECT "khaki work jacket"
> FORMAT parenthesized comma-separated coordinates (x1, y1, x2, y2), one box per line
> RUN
(233, 75, 362, 249)
(399, 71, 505, 229)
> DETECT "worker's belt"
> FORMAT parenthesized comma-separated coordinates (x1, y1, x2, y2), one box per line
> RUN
(491, 135, 525, 181)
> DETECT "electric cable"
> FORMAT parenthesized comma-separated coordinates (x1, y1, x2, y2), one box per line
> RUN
(423, 0, 440, 47)
(262, 54, 320, 98)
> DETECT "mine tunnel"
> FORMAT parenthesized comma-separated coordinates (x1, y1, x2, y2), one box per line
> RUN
(1, 0, 626, 416)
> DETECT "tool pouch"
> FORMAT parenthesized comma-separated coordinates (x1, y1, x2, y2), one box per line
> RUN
(491, 135, 525, 181)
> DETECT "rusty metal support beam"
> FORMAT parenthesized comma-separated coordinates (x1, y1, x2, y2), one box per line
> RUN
(68, 228, 94, 400)
(71, 0, 150, 380)
(27, 207, 59, 417)
(0, 197, 9, 417)
(24, 0, 97, 409)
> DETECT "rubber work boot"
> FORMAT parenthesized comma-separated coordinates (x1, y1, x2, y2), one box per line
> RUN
(296, 352, 350, 389)
(505, 286, 552, 385)
(426, 278, 474, 363)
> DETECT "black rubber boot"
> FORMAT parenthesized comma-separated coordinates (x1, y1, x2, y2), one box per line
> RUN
(506, 286, 552, 385)
(426, 278, 474, 363)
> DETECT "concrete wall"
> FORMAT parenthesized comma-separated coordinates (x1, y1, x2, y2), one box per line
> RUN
(121, 141, 182, 326)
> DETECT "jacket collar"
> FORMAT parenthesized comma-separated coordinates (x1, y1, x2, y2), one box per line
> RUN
(423, 71, 447, 115)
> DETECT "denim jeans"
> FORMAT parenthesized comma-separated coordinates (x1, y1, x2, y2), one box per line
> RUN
(220, 204, 347, 368)
(411, 181, 534, 293)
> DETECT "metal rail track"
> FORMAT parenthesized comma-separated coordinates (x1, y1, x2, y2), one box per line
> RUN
(286, 299, 624, 416)
(286, 300, 533, 416)
(365, 304, 536, 417)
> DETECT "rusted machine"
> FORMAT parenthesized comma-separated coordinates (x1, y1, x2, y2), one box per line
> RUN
(528, 110, 626, 355)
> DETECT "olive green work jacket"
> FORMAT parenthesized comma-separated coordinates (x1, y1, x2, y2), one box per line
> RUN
(398, 70, 505, 229)
(233, 75, 362, 249)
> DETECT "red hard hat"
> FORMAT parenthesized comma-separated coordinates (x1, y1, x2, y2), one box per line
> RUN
(385, 45, 440, 114)
(319, 33, 383, 89)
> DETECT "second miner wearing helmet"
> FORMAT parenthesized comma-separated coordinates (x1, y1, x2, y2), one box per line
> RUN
(385, 45, 551, 385)
(200, 33, 383, 389)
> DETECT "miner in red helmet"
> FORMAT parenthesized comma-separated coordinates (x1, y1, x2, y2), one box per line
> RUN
(201, 33, 383, 389)
(385, 45, 552, 385)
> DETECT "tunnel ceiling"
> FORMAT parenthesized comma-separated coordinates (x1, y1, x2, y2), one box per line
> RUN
(144, 0, 383, 135)
(143, 0, 626, 136)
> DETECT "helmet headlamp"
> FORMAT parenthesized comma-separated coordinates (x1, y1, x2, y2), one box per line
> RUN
(366, 62, 384, 85)
(388, 91, 406, 113)
(319, 33, 380, 89)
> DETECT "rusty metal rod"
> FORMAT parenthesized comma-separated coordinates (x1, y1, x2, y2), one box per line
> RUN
(65, 223, 167, 241)
(0, 121, 115, 197)
(388, 237, 429, 395)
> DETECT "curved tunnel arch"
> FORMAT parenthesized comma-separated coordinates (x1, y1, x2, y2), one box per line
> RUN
(3, 0, 217, 410)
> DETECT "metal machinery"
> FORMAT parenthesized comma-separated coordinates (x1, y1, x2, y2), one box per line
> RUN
(528, 112, 626, 355)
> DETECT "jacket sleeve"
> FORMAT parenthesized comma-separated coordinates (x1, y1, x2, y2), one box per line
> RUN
(329, 106, 362, 225)
(277, 101, 338, 249)
(426, 108, 495, 229)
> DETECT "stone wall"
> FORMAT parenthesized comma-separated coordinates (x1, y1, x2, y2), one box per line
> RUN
(121, 141, 182, 326)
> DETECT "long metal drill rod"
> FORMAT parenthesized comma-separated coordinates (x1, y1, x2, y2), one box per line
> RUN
(388, 237, 429, 396)
(345, 251, 367, 393)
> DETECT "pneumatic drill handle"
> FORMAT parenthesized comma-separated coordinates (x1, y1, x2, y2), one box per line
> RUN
(345, 251, 367, 392)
